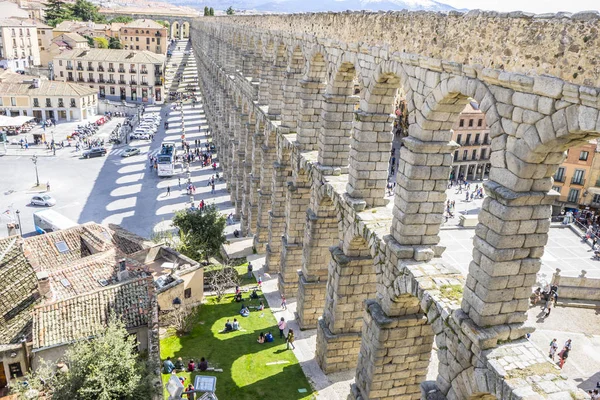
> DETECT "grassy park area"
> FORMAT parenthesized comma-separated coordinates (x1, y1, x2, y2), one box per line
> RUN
(160, 265, 315, 399)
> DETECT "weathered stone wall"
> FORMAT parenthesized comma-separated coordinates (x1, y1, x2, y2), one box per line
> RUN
(212, 11, 600, 87)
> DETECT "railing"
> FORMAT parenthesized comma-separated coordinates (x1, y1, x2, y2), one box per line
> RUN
(76, 66, 83, 71)
(130, 69, 136, 73)
(119, 80, 127, 84)
(58, 102, 64, 108)
(87, 66, 94, 71)
(118, 68, 125, 73)
(107, 79, 116, 84)
(154, 81, 161, 86)
(77, 78, 85, 82)
(571, 178, 585, 186)
(45, 102, 52, 107)
(141, 81, 148, 86)
(140, 70, 148, 74)
(66, 65, 73, 70)
(130, 81, 137, 85)
(98, 66, 104, 72)
(98, 78, 105, 83)
(88, 78, 95, 83)
(108, 68, 115, 72)
(33, 102, 39, 108)
(554, 175, 565, 183)
(66, 77, 74, 82)
(70, 102, 77, 108)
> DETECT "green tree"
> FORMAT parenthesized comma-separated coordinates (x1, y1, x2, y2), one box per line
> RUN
(71, 0, 105, 22)
(11, 318, 155, 400)
(172, 204, 227, 262)
(209, 7, 214, 16)
(204, 6, 209, 16)
(155, 20, 170, 28)
(108, 36, 123, 49)
(109, 16, 134, 23)
(44, 0, 73, 27)
(226, 6, 235, 14)
(93, 37, 109, 48)
(83, 34, 94, 47)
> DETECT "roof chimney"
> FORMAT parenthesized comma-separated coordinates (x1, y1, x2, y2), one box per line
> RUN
(36, 271, 52, 299)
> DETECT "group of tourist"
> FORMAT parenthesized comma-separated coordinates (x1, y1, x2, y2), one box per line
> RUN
(549, 338, 572, 369)
(530, 283, 559, 318)
(163, 356, 209, 373)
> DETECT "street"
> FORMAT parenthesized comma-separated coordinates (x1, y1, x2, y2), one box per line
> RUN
(0, 40, 236, 239)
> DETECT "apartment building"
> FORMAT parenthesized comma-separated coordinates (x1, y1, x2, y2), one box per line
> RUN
(0, 70, 97, 121)
(552, 141, 600, 211)
(0, 18, 40, 70)
(53, 48, 165, 104)
(36, 20, 52, 51)
(450, 102, 491, 181)
(119, 19, 167, 54)
(40, 32, 89, 66)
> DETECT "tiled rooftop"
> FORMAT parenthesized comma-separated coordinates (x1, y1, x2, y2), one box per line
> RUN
(33, 277, 153, 349)
(47, 248, 147, 301)
(0, 236, 40, 344)
(55, 48, 165, 64)
(88, 223, 153, 255)
(0, 79, 98, 97)
(123, 19, 167, 30)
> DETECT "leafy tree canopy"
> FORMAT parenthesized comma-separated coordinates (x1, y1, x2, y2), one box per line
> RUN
(83, 34, 94, 47)
(204, 6, 209, 16)
(45, 0, 106, 27)
(12, 318, 156, 400)
(209, 7, 214, 16)
(172, 204, 227, 262)
(109, 16, 134, 23)
(94, 37, 109, 48)
(226, 6, 235, 15)
(108, 36, 123, 49)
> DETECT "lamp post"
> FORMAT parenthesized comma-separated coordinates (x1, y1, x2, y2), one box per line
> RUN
(31, 155, 40, 187)
(15, 210, 22, 237)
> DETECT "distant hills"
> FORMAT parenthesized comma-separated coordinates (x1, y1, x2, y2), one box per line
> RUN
(165, 0, 462, 14)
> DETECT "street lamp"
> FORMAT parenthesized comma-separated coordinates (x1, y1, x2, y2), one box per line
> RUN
(15, 210, 22, 237)
(31, 155, 40, 187)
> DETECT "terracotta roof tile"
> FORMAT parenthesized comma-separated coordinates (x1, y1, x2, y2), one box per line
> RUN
(33, 277, 153, 349)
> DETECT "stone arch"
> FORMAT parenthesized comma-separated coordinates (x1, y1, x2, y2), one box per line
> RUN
(280, 44, 306, 133)
(182, 21, 190, 38)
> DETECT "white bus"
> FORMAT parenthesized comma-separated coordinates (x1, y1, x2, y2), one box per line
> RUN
(33, 209, 77, 234)
(157, 141, 178, 177)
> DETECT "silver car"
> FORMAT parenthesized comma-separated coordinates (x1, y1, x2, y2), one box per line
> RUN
(31, 194, 56, 207)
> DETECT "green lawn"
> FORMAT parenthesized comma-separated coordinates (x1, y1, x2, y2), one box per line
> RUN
(160, 267, 315, 399)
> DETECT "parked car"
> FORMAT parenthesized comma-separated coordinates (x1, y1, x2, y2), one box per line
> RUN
(30, 194, 56, 207)
(122, 147, 141, 157)
(82, 147, 107, 158)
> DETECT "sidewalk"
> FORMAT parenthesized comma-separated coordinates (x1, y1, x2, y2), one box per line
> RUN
(248, 253, 354, 400)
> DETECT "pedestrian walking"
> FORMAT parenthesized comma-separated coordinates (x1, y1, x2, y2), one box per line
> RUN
(278, 317, 286, 339)
(549, 338, 558, 360)
(558, 347, 570, 369)
(178, 178, 181, 189)
(46, 181, 50, 191)
(281, 294, 287, 310)
(544, 295, 553, 317)
(247, 262, 253, 279)
(211, 182, 215, 194)
(286, 329, 295, 350)
(167, 186, 171, 196)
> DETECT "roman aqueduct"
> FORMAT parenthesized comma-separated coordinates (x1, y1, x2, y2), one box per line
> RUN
(189, 11, 600, 400)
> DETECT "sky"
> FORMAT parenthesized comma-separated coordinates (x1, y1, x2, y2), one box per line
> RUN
(442, 0, 599, 13)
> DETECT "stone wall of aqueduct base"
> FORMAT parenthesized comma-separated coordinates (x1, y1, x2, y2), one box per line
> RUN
(190, 11, 600, 400)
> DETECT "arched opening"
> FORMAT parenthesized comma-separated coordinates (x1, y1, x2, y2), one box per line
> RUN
(182, 21, 190, 39)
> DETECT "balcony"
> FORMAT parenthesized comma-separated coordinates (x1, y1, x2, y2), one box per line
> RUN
(98, 66, 105, 72)
(76, 66, 83, 71)
(58, 102, 64, 108)
(77, 78, 85, 82)
(571, 178, 585, 186)
(66, 77, 74, 82)
(33, 102, 39, 108)
(66, 65, 73, 70)
(70, 102, 77, 108)
(554, 175, 565, 183)
(141, 81, 149, 86)
(108, 68, 115, 72)
(154, 81, 161, 86)
(98, 78, 105, 83)
(130, 80, 137, 85)
(45, 102, 52, 108)
(118, 68, 125, 73)
(107, 79, 115, 84)
(87, 66, 94, 71)
(119, 80, 127, 84)
(129, 69, 136, 73)
(88, 78, 95, 83)
(140, 69, 148, 74)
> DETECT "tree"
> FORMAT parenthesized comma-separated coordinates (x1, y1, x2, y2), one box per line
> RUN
(109, 16, 134, 23)
(108, 36, 123, 49)
(204, 6, 209, 16)
(172, 204, 227, 263)
(12, 318, 156, 400)
(156, 20, 170, 28)
(93, 37, 109, 49)
(44, 0, 73, 27)
(209, 7, 214, 16)
(226, 6, 235, 15)
(71, 0, 105, 22)
(83, 34, 94, 47)
(206, 265, 241, 302)
(170, 305, 200, 335)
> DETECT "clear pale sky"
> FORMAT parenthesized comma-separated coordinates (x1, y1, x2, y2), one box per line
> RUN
(443, 0, 599, 13)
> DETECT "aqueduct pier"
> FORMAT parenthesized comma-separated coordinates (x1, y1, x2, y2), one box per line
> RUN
(191, 11, 600, 400)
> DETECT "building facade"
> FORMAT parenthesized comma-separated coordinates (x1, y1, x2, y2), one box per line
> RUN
(449, 102, 492, 181)
(53, 48, 165, 104)
(35, 21, 52, 52)
(552, 141, 599, 210)
(0, 71, 97, 121)
(119, 19, 168, 54)
(0, 18, 40, 70)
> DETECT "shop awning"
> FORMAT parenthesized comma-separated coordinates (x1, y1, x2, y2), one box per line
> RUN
(0, 115, 35, 128)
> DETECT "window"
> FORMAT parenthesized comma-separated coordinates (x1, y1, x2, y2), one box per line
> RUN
(580, 151, 589, 161)
(462, 150, 468, 160)
(475, 133, 480, 144)
(484, 133, 489, 144)
(136, 37, 139, 41)
(10, 97, 16, 106)
(131, 88, 137, 101)
(70, 98, 76, 108)
(552, 186, 561, 194)
(157, 38, 160, 45)
(46, 98, 51, 107)
(567, 188, 580, 203)
(59, 60, 63, 66)
(478, 119, 483, 127)
(110, 87, 115, 95)
(554, 167, 565, 182)
(60, 71, 63, 78)
(33, 98, 39, 107)
(480, 149, 486, 159)
(55, 241, 69, 253)
(471, 149, 477, 160)
(468, 119, 473, 127)
(184, 288, 192, 298)
(465, 134, 471, 145)
(58, 98, 64, 107)
(146, 37, 150, 44)
(453, 151, 458, 161)
(456, 134, 461, 145)
(9, 363, 23, 379)
(572, 169, 585, 185)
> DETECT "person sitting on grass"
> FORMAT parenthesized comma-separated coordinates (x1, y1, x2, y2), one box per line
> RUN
(265, 331, 274, 343)
(257, 332, 265, 344)
(224, 319, 233, 332)
(250, 289, 259, 300)
(232, 318, 240, 330)
(187, 359, 195, 372)
(235, 291, 243, 302)
(255, 301, 264, 311)
(163, 357, 175, 374)
(175, 357, 185, 371)
(240, 306, 250, 317)
(198, 357, 208, 371)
